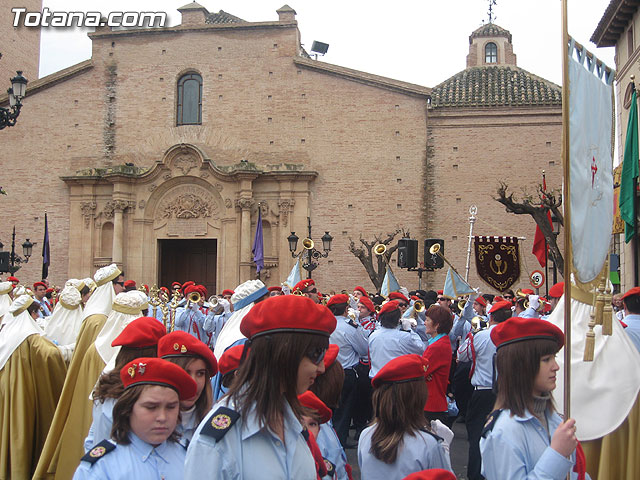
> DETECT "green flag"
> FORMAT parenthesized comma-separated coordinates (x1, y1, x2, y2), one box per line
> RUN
(620, 89, 639, 243)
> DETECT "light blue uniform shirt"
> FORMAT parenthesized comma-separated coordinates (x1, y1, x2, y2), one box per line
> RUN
(316, 421, 348, 480)
(184, 397, 316, 480)
(357, 424, 452, 479)
(329, 315, 369, 369)
(368, 326, 426, 378)
(84, 398, 116, 452)
(457, 324, 497, 388)
(203, 311, 232, 348)
(623, 313, 640, 354)
(74, 433, 186, 480)
(480, 408, 589, 480)
(449, 296, 478, 353)
(174, 306, 206, 341)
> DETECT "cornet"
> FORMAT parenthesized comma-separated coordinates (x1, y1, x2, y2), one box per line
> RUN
(414, 300, 425, 313)
(207, 295, 219, 307)
(187, 291, 201, 305)
(374, 243, 387, 256)
(302, 238, 314, 250)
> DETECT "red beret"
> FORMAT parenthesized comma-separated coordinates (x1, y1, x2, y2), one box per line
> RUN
(241, 295, 336, 339)
(493, 296, 504, 302)
(622, 286, 640, 300)
(353, 286, 368, 297)
(358, 296, 375, 313)
(388, 292, 409, 303)
(293, 279, 315, 292)
(46, 288, 54, 294)
(298, 390, 332, 424)
(327, 294, 349, 307)
(158, 331, 218, 377)
(372, 354, 428, 388)
(520, 288, 535, 295)
(124, 280, 136, 289)
(403, 469, 457, 480)
(160, 286, 170, 295)
(7, 276, 19, 283)
(324, 344, 339, 368)
(196, 285, 208, 297)
(218, 345, 246, 376)
(33, 281, 47, 290)
(181, 281, 195, 293)
(111, 316, 166, 348)
(184, 285, 199, 296)
(222, 289, 235, 296)
(474, 296, 487, 307)
(268, 286, 282, 292)
(489, 300, 512, 314)
(171, 282, 182, 289)
(143, 284, 149, 292)
(120, 357, 197, 401)
(491, 317, 564, 350)
(378, 300, 400, 316)
(437, 290, 443, 295)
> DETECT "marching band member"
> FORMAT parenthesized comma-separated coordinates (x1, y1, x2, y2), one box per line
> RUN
(353, 286, 368, 300)
(299, 390, 339, 479)
(158, 331, 218, 446)
(422, 305, 454, 423)
(480, 317, 587, 480)
(202, 296, 233, 351)
(357, 296, 377, 333)
(328, 293, 370, 447)
(33, 281, 52, 317)
(543, 282, 564, 319)
(0, 293, 67, 479)
(84, 316, 165, 452)
(184, 295, 336, 479)
(174, 285, 206, 342)
(457, 300, 512, 480)
(75, 358, 197, 480)
(358, 354, 453, 479)
(268, 286, 284, 296)
(294, 279, 321, 304)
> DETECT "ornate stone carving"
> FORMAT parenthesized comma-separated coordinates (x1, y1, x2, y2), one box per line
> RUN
(225, 198, 232, 209)
(149, 184, 157, 192)
(80, 201, 97, 227)
(257, 201, 269, 216)
(103, 201, 115, 219)
(163, 172, 173, 180)
(113, 200, 129, 212)
(200, 172, 209, 179)
(214, 183, 223, 192)
(235, 198, 255, 210)
(174, 154, 198, 176)
(139, 200, 146, 210)
(154, 184, 221, 222)
(278, 199, 295, 227)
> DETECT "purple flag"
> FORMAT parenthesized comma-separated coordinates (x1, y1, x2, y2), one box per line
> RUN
(252, 208, 264, 273)
(42, 212, 50, 279)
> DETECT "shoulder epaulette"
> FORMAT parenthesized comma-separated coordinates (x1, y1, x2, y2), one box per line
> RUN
(323, 458, 336, 477)
(201, 406, 240, 441)
(419, 427, 444, 443)
(481, 409, 503, 438)
(81, 440, 116, 464)
(348, 319, 359, 328)
(301, 428, 309, 441)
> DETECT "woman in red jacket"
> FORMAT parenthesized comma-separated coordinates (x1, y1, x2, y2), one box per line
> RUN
(422, 304, 454, 423)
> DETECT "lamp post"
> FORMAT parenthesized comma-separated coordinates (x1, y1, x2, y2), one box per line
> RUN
(0, 226, 34, 274)
(1, 69, 28, 130)
(288, 217, 332, 279)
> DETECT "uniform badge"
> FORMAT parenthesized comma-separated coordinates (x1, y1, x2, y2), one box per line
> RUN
(173, 343, 180, 351)
(211, 414, 231, 429)
(137, 362, 146, 375)
(89, 446, 106, 458)
(128, 365, 136, 378)
(80, 439, 116, 464)
(482, 409, 503, 438)
(201, 406, 240, 441)
(181, 345, 187, 353)
(323, 458, 336, 477)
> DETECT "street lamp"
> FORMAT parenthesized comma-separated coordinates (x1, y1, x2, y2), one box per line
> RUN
(288, 217, 332, 278)
(1, 70, 28, 130)
(0, 226, 35, 274)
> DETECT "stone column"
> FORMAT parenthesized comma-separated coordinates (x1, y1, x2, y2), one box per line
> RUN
(236, 198, 255, 281)
(112, 200, 129, 266)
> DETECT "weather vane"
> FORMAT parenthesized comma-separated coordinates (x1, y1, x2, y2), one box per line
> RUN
(487, 0, 497, 24)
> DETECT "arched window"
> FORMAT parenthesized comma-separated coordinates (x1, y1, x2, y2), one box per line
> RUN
(485, 42, 498, 63)
(177, 73, 202, 125)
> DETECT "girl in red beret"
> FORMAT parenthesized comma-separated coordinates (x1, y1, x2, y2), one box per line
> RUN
(480, 317, 586, 480)
(184, 295, 337, 480)
(158, 331, 217, 446)
(75, 358, 197, 479)
(359, 354, 452, 479)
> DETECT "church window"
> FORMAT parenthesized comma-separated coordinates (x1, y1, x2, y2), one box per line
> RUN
(485, 42, 497, 63)
(176, 73, 202, 125)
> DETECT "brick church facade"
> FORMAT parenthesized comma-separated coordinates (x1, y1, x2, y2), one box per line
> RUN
(0, 3, 562, 294)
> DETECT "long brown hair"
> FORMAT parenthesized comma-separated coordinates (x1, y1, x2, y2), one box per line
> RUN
(370, 379, 429, 464)
(494, 338, 559, 417)
(111, 384, 180, 444)
(93, 346, 157, 402)
(226, 332, 329, 433)
(309, 360, 345, 409)
(164, 355, 213, 424)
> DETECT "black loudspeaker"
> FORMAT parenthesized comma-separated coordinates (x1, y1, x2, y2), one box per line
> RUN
(0, 252, 9, 273)
(397, 238, 418, 269)
(424, 239, 445, 269)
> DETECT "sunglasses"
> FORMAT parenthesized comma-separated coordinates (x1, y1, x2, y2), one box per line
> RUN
(437, 297, 447, 302)
(306, 347, 327, 365)
(397, 303, 409, 308)
(306, 287, 318, 294)
(504, 295, 514, 299)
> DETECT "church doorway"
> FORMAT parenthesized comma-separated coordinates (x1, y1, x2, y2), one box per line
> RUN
(159, 239, 217, 296)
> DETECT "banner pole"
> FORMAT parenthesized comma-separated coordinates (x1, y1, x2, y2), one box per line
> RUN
(465, 205, 477, 282)
(561, 0, 572, 421)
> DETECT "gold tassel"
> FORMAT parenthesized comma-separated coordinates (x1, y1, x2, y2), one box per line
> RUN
(594, 280, 605, 325)
(583, 304, 596, 362)
(602, 282, 613, 336)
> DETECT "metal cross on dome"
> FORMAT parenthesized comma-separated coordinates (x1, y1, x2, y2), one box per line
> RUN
(487, 0, 497, 24)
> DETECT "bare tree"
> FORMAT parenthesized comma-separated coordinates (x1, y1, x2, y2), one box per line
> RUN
(495, 182, 564, 275)
(348, 228, 405, 291)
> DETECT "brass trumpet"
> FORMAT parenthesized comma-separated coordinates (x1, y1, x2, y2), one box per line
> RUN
(207, 295, 219, 307)
(293, 289, 305, 296)
(188, 291, 201, 304)
(458, 299, 467, 311)
(414, 300, 425, 313)
(515, 289, 528, 299)
(471, 315, 485, 333)
(302, 238, 314, 250)
(374, 243, 387, 256)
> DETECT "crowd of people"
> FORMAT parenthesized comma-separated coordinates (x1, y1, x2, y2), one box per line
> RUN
(1, 265, 639, 479)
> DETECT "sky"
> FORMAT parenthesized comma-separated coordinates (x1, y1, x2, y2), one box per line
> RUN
(38, 0, 617, 88)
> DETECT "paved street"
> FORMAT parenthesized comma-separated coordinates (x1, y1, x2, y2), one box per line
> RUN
(345, 418, 469, 479)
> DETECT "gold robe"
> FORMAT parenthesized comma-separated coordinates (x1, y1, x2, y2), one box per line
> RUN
(0, 335, 67, 480)
(582, 394, 640, 480)
(33, 313, 107, 480)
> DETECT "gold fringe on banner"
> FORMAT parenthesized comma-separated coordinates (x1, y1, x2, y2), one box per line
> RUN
(583, 294, 597, 362)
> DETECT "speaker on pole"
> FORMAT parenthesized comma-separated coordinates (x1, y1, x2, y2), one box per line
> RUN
(397, 238, 418, 269)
